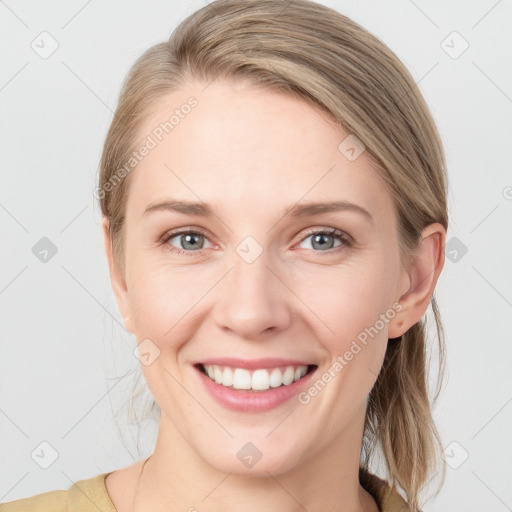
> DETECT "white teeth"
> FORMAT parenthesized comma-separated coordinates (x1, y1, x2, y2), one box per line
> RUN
(202, 364, 310, 391)
(282, 367, 295, 385)
(233, 368, 252, 390)
(221, 367, 233, 387)
(269, 368, 282, 388)
(252, 369, 270, 391)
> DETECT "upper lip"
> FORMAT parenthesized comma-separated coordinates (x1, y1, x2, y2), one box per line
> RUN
(196, 357, 316, 370)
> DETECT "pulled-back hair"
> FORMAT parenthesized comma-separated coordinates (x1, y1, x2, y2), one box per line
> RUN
(99, 1, 448, 508)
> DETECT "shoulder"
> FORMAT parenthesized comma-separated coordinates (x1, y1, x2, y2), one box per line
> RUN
(0, 473, 115, 512)
(360, 467, 413, 512)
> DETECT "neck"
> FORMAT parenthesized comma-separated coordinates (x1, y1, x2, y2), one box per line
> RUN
(133, 408, 377, 512)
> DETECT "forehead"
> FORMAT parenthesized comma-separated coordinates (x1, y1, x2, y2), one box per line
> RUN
(126, 80, 394, 222)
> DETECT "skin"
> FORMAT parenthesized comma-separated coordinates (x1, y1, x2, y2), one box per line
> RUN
(102, 79, 445, 512)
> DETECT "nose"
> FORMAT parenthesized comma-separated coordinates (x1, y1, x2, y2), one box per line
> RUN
(212, 249, 292, 340)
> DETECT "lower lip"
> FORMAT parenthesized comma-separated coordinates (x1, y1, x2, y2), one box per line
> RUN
(195, 365, 317, 413)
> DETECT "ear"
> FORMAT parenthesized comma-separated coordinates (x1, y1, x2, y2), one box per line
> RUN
(388, 223, 446, 339)
(102, 217, 135, 334)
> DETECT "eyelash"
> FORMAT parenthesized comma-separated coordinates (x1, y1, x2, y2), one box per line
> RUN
(159, 227, 353, 256)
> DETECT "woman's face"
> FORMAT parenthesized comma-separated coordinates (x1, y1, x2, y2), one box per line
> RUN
(107, 79, 412, 475)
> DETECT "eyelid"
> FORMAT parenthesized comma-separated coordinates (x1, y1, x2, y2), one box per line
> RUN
(295, 226, 354, 246)
(159, 226, 210, 245)
(160, 227, 217, 255)
(160, 226, 354, 254)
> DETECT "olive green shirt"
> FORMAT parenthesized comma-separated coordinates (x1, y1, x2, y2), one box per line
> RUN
(0, 469, 411, 511)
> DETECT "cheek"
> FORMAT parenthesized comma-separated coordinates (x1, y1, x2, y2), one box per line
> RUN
(292, 258, 396, 340)
(126, 255, 218, 343)
(127, 240, 399, 353)
(290, 255, 397, 395)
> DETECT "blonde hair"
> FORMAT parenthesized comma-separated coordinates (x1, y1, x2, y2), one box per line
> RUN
(99, 0, 448, 508)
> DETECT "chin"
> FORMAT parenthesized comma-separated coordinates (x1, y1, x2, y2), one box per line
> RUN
(196, 436, 307, 477)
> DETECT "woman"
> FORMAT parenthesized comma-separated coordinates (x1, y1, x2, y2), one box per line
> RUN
(0, 0, 448, 510)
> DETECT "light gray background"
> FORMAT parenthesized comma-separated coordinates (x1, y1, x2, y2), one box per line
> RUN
(1, 1, 511, 510)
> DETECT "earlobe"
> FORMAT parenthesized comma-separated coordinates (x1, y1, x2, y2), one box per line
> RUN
(388, 223, 446, 339)
(102, 218, 134, 334)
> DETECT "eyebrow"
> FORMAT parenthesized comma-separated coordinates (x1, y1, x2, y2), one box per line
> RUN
(143, 199, 373, 224)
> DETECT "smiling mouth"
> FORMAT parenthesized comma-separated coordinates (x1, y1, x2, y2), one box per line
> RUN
(196, 363, 318, 392)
